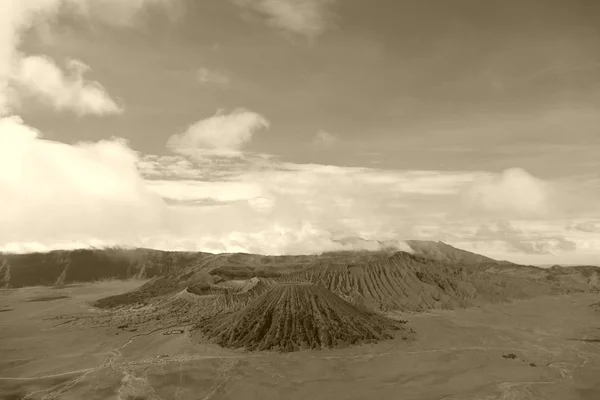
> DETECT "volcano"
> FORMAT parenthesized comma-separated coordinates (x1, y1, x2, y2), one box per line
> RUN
(195, 283, 410, 352)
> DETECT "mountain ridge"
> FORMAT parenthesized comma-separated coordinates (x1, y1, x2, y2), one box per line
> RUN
(1, 242, 598, 296)
(20, 243, 593, 353)
(0, 240, 507, 289)
(88, 247, 600, 336)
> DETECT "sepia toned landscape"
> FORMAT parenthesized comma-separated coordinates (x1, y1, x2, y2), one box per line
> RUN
(2, 0, 600, 399)
(1, 244, 599, 399)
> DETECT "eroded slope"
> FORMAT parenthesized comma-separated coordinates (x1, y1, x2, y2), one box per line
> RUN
(0, 249, 213, 288)
(195, 283, 410, 352)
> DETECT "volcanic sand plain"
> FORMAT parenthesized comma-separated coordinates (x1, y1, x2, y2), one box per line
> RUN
(0, 281, 599, 400)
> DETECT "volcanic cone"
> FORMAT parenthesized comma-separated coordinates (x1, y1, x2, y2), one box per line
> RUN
(196, 283, 410, 352)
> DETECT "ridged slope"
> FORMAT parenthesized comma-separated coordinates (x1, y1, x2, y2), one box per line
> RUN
(93, 252, 389, 309)
(405, 240, 506, 265)
(94, 254, 222, 309)
(96, 251, 599, 314)
(274, 252, 566, 311)
(196, 283, 409, 352)
(0, 248, 213, 288)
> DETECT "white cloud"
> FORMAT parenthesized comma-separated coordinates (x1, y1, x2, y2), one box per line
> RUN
(0, 0, 172, 116)
(3, 124, 599, 263)
(145, 179, 266, 204)
(474, 221, 576, 255)
(273, 163, 480, 195)
(132, 157, 483, 255)
(234, 0, 337, 37)
(196, 68, 229, 85)
(14, 55, 122, 115)
(0, 1, 178, 251)
(138, 155, 199, 179)
(1, 89, 598, 264)
(2, 110, 597, 262)
(166, 109, 270, 156)
(146, 160, 594, 262)
(312, 130, 337, 149)
(0, 116, 167, 248)
(66, 0, 177, 26)
(136, 150, 594, 262)
(422, 218, 594, 264)
(567, 221, 599, 233)
(465, 168, 550, 217)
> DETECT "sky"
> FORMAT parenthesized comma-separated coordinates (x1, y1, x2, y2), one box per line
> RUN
(1, 0, 599, 265)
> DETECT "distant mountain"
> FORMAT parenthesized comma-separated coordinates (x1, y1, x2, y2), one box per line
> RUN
(5, 243, 597, 353)
(95, 249, 600, 319)
(0, 248, 213, 288)
(330, 237, 510, 266)
(330, 236, 411, 252)
(539, 264, 600, 268)
(80, 247, 600, 354)
(405, 240, 512, 265)
(0, 242, 597, 298)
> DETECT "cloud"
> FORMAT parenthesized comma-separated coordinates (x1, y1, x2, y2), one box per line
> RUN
(0, 1, 176, 249)
(0, 116, 167, 248)
(331, 236, 414, 253)
(312, 130, 337, 149)
(13, 55, 122, 115)
(65, 0, 178, 26)
(196, 68, 229, 85)
(465, 168, 550, 217)
(1, 118, 596, 262)
(568, 221, 599, 233)
(271, 163, 479, 195)
(136, 156, 483, 253)
(120, 221, 410, 256)
(145, 179, 266, 205)
(474, 221, 576, 255)
(138, 155, 202, 180)
(166, 109, 270, 156)
(429, 218, 581, 264)
(139, 153, 277, 181)
(0, 0, 171, 116)
(234, 0, 337, 37)
(203, 223, 414, 255)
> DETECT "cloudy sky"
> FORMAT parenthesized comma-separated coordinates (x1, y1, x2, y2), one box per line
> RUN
(1, 0, 599, 265)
